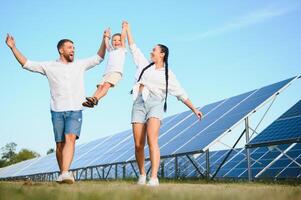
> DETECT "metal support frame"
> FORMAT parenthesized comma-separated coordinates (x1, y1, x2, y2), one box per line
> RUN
(122, 164, 126, 179)
(245, 118, 252, 181)
(95, 167, 101, 179)
(130, 162, 138, 178)
(211, 129, 246, 180)
(115, 164, 118, 179)
(90, 168, 93, 180)
(209, 95, 278, 180)
(102, 167, 105, 179)
(146, 164, 151, 177)
(186, 155, 205, 178)
(174, 155, 179, 179)
(255, 143, 297, 178)
(105, 165, 112, 179)
(160, 159, 165, 178)
(206, 149, 210, 179)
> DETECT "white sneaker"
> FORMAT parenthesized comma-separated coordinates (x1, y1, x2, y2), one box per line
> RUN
(61, 172, 75, 184)
(56, 174, 63, 183)
(137, 174, 146, 185)
(147, 178, 159, 187)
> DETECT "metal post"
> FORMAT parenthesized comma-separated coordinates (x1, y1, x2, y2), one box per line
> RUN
(206, 149, 210, 179)
(91, 168, 93, 180)
(123, 164, 126, 179)
(115, 164, 118, 179)
(161, 160, 165, 178)
(175, 156, 178, 179)
(245, 118, 252, 181)
(102, 167, 105, 179)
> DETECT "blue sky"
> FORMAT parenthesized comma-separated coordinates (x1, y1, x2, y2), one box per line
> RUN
(0, 0, 300, 155)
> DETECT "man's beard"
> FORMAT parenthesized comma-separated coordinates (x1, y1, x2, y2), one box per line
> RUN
(63, 54, 74, 62)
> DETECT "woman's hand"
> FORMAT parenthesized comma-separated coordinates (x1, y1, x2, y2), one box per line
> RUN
(194, 109, 203, 120)
(182, 99, 203, 120)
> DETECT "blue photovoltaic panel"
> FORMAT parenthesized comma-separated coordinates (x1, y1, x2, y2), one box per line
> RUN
(248, 100, 301, 147)
(171, 143, 301, 179)
(157, 77, 296, 158)
(0, 76, 298, 179)
(0, 158, 38, 178)
(71, 130, 132, 169)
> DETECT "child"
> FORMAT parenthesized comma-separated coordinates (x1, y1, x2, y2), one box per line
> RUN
(82, 24, 126, 108)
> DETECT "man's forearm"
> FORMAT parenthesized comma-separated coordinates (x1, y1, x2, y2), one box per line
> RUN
(10, 46, 27, 66)
(97, 37, 106, 59)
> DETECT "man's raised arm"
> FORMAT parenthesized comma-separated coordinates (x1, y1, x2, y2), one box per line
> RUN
(5, 34, 27, 66)
(97, 30, 107, 59)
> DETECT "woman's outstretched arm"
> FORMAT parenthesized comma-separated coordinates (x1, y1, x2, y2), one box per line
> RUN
(123, 21, 134, 46)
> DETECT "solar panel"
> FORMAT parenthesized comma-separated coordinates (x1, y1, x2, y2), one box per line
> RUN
(158, 77, 297, 157)
(166, 143, 301, 179)
(247, 100, 301, 147)
(0, 76, 298, 180)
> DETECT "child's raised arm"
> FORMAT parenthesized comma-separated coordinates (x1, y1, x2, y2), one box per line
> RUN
(123, 21, 134, 46)
(121, 22, 126, 48)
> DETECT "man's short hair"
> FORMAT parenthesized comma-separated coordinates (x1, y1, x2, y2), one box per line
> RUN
(57, 39, 73, 54)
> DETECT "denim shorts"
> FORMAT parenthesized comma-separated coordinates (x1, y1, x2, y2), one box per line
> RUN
(131, 93, 164, 123)
(51, 110, 82, 142)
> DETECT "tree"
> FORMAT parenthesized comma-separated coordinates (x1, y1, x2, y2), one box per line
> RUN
(0, 159, 6, 168)
(0, 143, 40, 167)
(9, 149, 40, 165)
(1, 142, 17, 161)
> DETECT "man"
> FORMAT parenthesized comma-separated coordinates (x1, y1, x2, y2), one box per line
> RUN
(5, 31, 106, 184)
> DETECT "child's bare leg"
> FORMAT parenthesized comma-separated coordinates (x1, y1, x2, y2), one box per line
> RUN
(93, 82, 112, 100)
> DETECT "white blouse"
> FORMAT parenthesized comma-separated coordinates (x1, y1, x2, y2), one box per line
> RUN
(129, 44, 188, 102)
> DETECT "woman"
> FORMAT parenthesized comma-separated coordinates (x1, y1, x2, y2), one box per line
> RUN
(124, 22, 203, 186)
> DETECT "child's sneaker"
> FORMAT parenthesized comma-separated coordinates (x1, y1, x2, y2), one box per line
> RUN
(137, 174, 146, 185)
(147, 177, 159, 187)
(86, 97, 98, 106)
(82, 97, 98, 108)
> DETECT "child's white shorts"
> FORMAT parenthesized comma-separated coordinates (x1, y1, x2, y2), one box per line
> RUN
(100, 72, 122, 86)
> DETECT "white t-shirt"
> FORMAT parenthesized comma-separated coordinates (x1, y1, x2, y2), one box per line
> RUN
(23, 55, 103, 112)
(103, 47, 127, 75)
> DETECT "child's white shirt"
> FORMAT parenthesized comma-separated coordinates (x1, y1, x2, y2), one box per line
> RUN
(103, 47, 127, 75)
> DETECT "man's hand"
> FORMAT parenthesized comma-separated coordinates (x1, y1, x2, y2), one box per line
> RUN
(103, 28, 111, 39)
(6, 34, 16, 49)
(122, 21, 128, 30)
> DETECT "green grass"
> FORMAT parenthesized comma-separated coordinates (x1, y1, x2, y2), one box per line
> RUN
(0, 180, 301, 200)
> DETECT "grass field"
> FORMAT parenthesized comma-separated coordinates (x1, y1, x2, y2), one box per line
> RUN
(0, 180, 301, 200)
